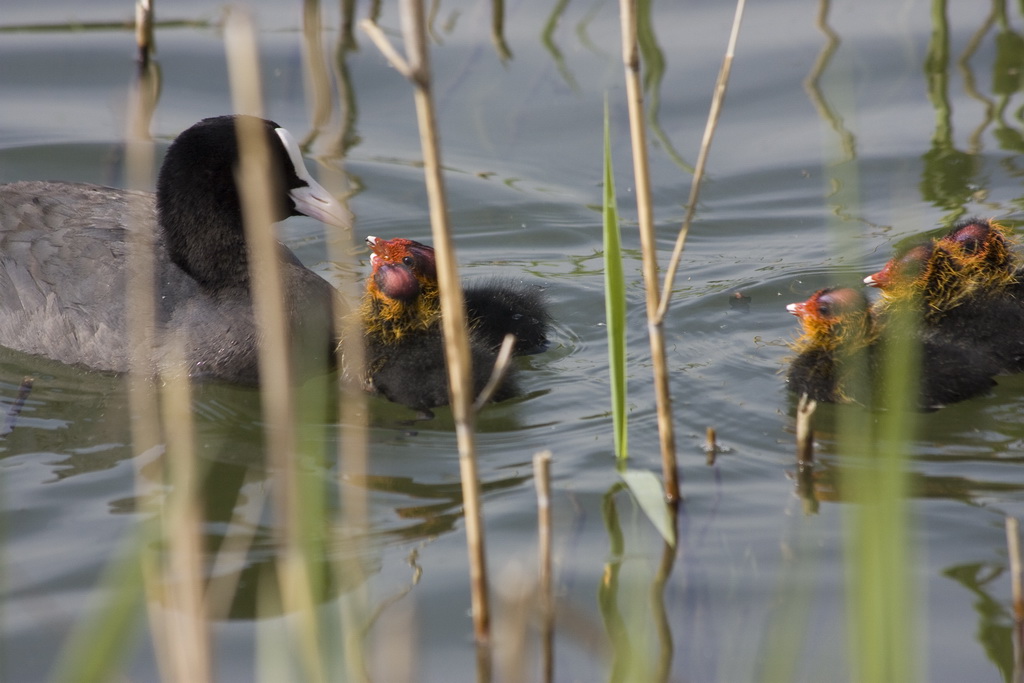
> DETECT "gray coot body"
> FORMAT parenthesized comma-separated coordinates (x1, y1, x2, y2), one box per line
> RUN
(0, 115, 348, 383)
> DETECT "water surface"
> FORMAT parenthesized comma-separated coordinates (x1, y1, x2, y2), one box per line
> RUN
(2, 0, 1024, 680)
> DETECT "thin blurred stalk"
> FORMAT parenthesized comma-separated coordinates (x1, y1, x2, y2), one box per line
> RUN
(473, 335, 516, 411)
(655, 0, 746, 321)
(125, 12, 181, 681)
(810, 3, 916, 672)
(361, 1, 493, 674)
(301, 0, 333, 148)
(125, 0, 161, 482)
(50, 531, 148, 682)
(401, 0, 495, 662)
(152, 344, 211, 682)
(494, 566, 533, 683)
(618, 0, 745, 503)
(1008, 518, 1024, 683)
(300, 5, 373, 678)
(325, 171, 371, 683)
(225, 10, 325, 681)
(844, 307, 917, 683)
(53, 32, 165, 676)
(1009, 517, 1023, 620)
(135, 0, 154, 67)
(534, 451, 554, 683)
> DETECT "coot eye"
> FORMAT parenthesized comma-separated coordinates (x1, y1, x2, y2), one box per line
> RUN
(402, 256, 415, 267)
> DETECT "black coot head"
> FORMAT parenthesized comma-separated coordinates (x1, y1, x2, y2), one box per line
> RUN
(156, 115, 345, 290)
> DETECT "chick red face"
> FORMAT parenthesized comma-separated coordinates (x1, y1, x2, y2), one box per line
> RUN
(366, 236, 437, 302)
(787, 287, 867, 322)
(864, 243, 933, 289)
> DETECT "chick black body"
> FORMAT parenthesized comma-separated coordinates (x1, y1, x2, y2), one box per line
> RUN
(786, 287, 997, 409)
(361, 236, 549, 413)
(866, 218, 1024, 374)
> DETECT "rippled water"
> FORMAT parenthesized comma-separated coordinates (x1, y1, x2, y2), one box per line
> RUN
(3, 0, 1024, 680)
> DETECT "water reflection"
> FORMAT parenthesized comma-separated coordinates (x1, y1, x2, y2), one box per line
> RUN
(0, 355, 531, 623)
(944, 562, 1016, 683)
(922, 0, 981, 216)
(788, 405, 1024, 509)
(804, 0, 854, 161)
(796, 456, 1024, 506)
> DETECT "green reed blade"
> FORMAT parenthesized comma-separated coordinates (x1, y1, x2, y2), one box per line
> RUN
(603, 99, 628, 459)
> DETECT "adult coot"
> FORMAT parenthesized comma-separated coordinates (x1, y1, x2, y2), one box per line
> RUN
(0, 115, 347, 383)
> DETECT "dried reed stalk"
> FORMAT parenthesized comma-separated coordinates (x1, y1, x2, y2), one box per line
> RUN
(122, 20, 181, 679)
(705, 426, 717, 465)
(617, 0, 746, 502)
(473, 334, 516, 411)
(533, 450, 554, 683)
(362, 0, 493, 665)
(300, 7, 373, 676)
(124, 3, 160, 455)
(155, 343, 211, 683)
(655, 0, 747, 322)
(225, 10, 324, 679)
(617, 0, 679, 502)
(1008, 517, 1024, 683)
(1008, 517, 1023, 622)
(135, 0, 154, 67)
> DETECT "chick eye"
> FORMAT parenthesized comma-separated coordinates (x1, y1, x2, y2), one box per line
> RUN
(402, 256, 415, 267)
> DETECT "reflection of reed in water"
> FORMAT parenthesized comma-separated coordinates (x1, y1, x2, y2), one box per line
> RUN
(921, 0, 979, 216)
(803, 0, 855, 161)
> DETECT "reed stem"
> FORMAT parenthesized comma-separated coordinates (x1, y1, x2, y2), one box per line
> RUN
(1008, 517, 1023, 621)
(534, 451, 554, 683)
(617, 0, 679, 503)
(226, 10, 324, 680)
(655, 0, 747, 324)
(362, 0, 493, 664)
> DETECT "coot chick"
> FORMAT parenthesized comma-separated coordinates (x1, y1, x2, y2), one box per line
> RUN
(865, 219, 1018, 314)
(360, 236, 549, 411)
(865, 218, 1024, 372)
(0, 115, 348, 383)
(786, 287, 997, 409)
(786, 288, 876, 404)
(464, 278, 550, 354)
